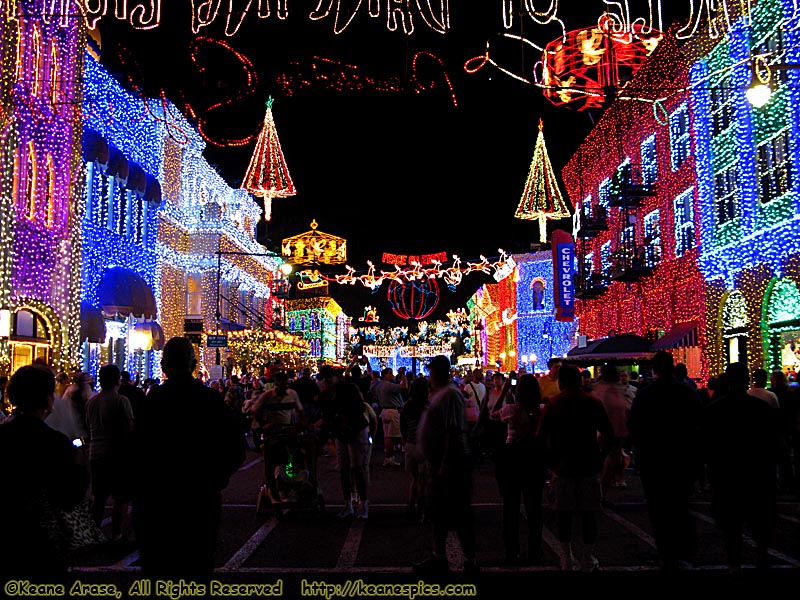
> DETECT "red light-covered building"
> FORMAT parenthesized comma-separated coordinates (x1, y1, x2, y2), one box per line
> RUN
(561, 35, 709, 382)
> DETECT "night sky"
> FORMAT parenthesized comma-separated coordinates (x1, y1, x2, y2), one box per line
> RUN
(98, 3, 692, 323)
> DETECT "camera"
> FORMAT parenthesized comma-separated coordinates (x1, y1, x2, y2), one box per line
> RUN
(72, 438, 84, 448)
(510, 378, 517, 387)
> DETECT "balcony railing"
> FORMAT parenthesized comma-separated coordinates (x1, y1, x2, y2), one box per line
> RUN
(574, 272, 610, 299)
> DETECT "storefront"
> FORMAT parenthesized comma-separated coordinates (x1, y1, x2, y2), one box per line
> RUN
(6, 308, 52, 373)
(764, 278, 800, 378)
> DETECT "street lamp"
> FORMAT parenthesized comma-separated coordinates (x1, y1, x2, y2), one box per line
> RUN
(746, 55, 800, 107)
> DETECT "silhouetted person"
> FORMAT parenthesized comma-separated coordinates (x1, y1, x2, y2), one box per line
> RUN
(628, 351, 702, 571)
(0, 365, 88, 578)
(537, 364, 613, 572)
(132, 337, 245, 579)
(492, 373, 545, 564)
(414, 355, 478, 575)
(85, 364, 134, 541)
(119, 370, 146, 421)
(770, 370, 800, 493)
(705, 362, 780, 573)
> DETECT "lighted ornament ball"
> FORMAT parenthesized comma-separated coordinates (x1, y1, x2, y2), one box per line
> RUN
(387, 278, 440, 321)
(540, 16, 663, 111)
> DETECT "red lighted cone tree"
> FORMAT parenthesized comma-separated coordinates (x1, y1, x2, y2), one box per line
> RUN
(241, 96, 296, 221)
(514, 119, 571, 243)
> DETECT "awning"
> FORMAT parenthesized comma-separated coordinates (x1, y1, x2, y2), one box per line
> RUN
(131, 321, 165, 351)
(567, 334, 654, 362)
(650, 321, 700, 351)
(82, 129, 109, 165)
(106, 145, 129, 183)
(126, 161, 147, 195)
(79, 303, 106, 343)
(98, 267, 157, 319)
(218, 318, 247, 332)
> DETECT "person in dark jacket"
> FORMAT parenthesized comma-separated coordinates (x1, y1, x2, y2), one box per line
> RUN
(628, 350, 703, 572)
(0, 365, 88, 578)
(132, 337, 246, 579)
(537, 364, 614, 572)
(705, 362, 781, 573)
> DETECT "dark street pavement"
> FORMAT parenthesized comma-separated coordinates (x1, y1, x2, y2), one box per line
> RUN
(27, 441, 800, 597)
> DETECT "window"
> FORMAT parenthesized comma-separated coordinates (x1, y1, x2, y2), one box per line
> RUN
(714, 163, 738, 223)
(641, 134, 657, 185)
(50, 40, 60, 108)
(105, 175, 116, 232)
(239, 290, 250, 324)
(117, 189, 128, 236)
(598, 178, 611, 209)
(31, 24, 42, 96)
(673, 188, 696, 256)
(669, 103, 691, 171)
(710, 77, 734, 136)
(25, 141, 37, 220)
(619, 224, 635, 261)
(753, 29, 786, 86)
(643, 209, 662, 266)
(601, 241, 612, 277)
(45, 154, 55, 227)
(221, 282, 231, 321)
(187, 273, 203, 317)
(97, 173, 110, 228)
(756, 129, 792, 203)
(133, 195, 144, 244)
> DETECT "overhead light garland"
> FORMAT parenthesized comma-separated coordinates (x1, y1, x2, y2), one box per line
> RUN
(325, 249, 516, 290)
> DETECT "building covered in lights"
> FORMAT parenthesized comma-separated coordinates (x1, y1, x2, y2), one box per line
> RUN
(688, 0, 800, 378)
(562, 34, 710, 382)
(286, 297, 350, 367)
(512, 252, 578, 374)
(79, 30, 284, 382)
(467, 253, 576, 374)
(0, 5, 85, 375)
(79, 44, 165, 382)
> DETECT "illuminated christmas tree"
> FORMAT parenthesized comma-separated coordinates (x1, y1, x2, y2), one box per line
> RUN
(514, 120, 571, 243)
(241, 96, 296, 221)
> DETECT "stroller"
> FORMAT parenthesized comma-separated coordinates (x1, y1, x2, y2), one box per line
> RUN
(256, 424, 325, 518)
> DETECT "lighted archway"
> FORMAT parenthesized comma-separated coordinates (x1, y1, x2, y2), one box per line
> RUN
(763, 278, 800, 373)
(6, 299, 68, 374)
(719, 290, 749, 367)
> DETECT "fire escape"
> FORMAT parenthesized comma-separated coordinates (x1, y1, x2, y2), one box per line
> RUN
(607, 163, 657, 283)
(574, 202, 610, 300)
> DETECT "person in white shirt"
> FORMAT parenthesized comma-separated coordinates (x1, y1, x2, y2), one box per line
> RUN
(462, 368, 486, 426)
(749, 368, 780, 409)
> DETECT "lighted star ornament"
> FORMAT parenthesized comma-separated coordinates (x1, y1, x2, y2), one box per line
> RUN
(514, 120, 571, 243)
(241, 96, 296, 221)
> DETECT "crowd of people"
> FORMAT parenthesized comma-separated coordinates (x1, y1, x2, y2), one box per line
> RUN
(1, 342, 798, 579)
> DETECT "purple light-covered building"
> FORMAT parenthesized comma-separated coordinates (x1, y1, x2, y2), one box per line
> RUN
(0, 4, 84, 374)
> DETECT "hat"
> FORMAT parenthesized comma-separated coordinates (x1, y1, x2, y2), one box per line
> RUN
(319, 365, 335, 379)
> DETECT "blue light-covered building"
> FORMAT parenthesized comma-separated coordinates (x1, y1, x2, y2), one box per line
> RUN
(690, 0, 800, 376)
(513, 252, 578, 374)
(80, 48, 164, 382)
